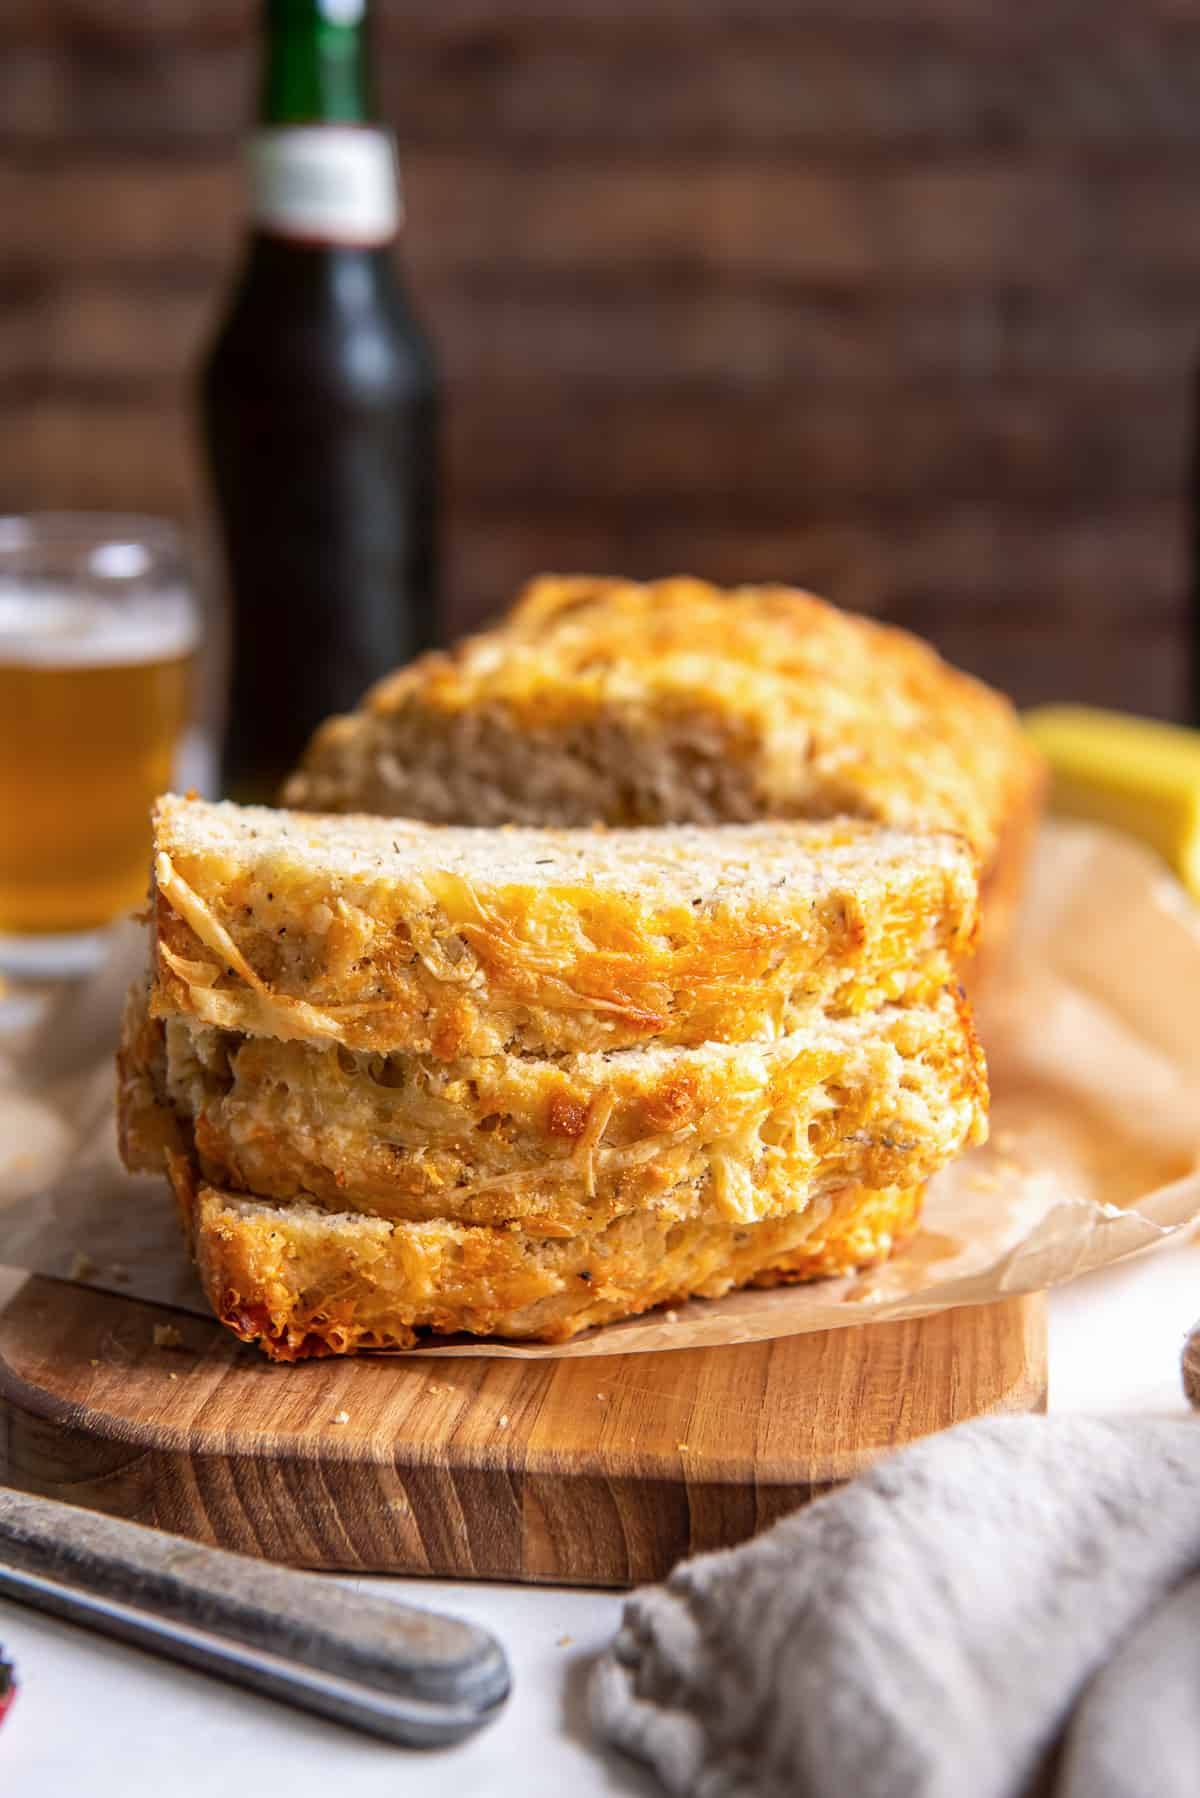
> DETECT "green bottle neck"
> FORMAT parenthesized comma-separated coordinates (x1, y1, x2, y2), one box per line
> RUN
(259, 0, 373, 126)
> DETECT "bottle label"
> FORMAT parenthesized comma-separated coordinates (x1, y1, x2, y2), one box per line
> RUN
(247, 126, 401, 247)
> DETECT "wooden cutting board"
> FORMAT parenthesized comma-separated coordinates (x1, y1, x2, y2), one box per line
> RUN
(0, 1277, 1045, 1586)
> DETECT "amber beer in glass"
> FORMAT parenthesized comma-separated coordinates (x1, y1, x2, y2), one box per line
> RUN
(200, 0, 438, 803)
(0, 517, 196, 959)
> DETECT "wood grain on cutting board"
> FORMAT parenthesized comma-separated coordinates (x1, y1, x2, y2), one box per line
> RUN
(0, 1276, 1045, 1586)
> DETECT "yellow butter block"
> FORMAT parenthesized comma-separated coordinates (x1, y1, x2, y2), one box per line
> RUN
(1024, 705, 1200, 897)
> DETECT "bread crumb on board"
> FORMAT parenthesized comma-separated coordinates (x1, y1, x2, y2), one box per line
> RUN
(69, 1253, 96, 1282)
(153, 1323, 185, 1350)
(332, 1409, 351, 1425)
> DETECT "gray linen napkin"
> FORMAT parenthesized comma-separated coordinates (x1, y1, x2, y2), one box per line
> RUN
(592, 1415, 1200, 1798)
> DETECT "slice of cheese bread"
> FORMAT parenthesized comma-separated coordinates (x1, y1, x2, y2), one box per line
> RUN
(148, 796, 978, 1059)
(164, 1137, 925, 1359)
(121, 979, 985, 1234)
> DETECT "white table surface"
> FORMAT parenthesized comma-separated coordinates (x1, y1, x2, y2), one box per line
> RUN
(2, 1238, 1197, 1795)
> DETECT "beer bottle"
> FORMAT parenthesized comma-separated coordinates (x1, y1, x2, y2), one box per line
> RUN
(200, 0, 438, 803)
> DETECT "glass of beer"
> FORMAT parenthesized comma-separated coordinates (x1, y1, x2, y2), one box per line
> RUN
(0, 515, 200, 973)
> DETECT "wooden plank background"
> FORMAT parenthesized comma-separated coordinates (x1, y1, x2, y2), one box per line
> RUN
(3, 1, 1198, 714)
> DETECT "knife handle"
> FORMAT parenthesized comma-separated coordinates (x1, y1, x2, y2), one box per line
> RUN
(0, 1486, 509, 1746)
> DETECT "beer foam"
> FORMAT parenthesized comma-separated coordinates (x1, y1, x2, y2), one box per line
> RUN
(0, 583, 198, 668)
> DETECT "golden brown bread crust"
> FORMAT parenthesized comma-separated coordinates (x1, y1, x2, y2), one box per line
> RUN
(120, 977, 986, 1233)
(148, 797, 979, 1058)
(164, 1136, 924, 1361)
(285, 575, 1043, 883)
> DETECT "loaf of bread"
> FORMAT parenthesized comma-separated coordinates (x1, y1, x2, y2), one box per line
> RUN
(120, 571, 1025, 1363)
(284, 575, 1042, 965)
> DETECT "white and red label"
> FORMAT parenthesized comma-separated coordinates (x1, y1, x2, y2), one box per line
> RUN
(247, 126, 401, 247)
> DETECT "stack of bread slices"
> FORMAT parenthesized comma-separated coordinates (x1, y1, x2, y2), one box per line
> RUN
(119, 579, 1040, 1360)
